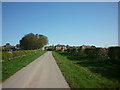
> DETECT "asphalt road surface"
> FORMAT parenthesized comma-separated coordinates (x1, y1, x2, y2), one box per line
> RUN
(2, 51, 70, 88)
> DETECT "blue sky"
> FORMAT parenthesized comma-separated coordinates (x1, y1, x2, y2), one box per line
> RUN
(2, 2, 118, 47)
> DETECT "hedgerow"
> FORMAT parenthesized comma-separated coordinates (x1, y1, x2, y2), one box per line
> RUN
(64, 46, 120, 60)
(2, 50, 41, 60)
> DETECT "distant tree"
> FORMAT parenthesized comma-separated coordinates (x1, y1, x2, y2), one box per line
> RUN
(46, 45, 55, 51)
(37, 34, 48, 48)
(16, 44, 20, 48)
(6, 43, 10, 46)
(20, 33, 48, 50)
(91, 45, 96, 48)
(50, 45, 55, 51)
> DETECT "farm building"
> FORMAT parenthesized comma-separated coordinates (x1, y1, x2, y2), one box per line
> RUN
(55, 44, 67, 51)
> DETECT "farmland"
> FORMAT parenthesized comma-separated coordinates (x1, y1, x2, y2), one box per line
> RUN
(52, 51, 120, 88)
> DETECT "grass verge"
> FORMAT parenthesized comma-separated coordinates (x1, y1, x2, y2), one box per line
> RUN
(52, 51, 120, 88)
(2, 50, 46, 82)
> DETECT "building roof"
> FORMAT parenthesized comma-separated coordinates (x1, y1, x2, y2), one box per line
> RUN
(82, 45, 91, 48)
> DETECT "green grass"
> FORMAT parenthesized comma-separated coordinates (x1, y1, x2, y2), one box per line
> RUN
(52, 51, 120, 88)
(2, 50, 40, 60)
(2, 50, 46, 82)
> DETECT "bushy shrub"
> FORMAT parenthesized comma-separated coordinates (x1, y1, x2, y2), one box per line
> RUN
(72, 48, 78, 55)
(66, 48, 73, 53)
(84, 48, 96, 57)
(77, 48, 83, 55)
(12, 51, 20, 58)
(96, 48, 109, 60)
(2, 52, 12, 60)
(67, 48, 71, 53)
(2, 50, 40, 60)
(67, 48, 77, 55)
(65, 46, 119, 60)
(108, 47, 120, 60)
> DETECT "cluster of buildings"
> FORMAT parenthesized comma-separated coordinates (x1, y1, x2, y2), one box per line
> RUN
(44, 44, 93, 51)
(1, 43, 94, 52)
(0, 43, 20, 51)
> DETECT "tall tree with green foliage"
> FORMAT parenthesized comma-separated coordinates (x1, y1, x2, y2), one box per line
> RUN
(20, 33, 48, 50)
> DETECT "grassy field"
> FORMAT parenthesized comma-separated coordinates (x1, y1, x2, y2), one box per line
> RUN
(2, 50, 46, 82)
(52, 51, 120, 88)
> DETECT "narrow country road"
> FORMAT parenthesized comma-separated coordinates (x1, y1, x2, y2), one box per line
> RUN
(2, 51, 70, 88)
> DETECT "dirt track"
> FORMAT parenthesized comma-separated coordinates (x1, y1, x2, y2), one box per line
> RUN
(2, 51, 70, 88)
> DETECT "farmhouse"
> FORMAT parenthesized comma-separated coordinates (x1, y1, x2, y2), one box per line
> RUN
(2, 43, 20, 51)
(55, 44, 67, 51)
(81, 45, 91, 49)
(44, 44, 68, 51)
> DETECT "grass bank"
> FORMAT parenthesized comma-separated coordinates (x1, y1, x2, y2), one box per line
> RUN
(2, 50, 46, 82)
(52, 51, 120, 88)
